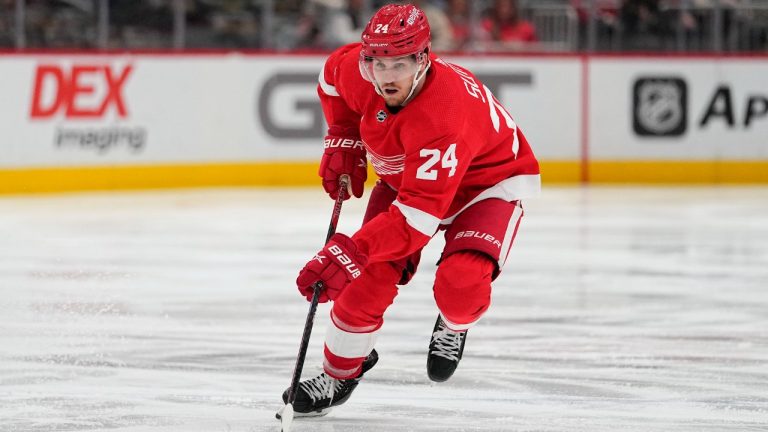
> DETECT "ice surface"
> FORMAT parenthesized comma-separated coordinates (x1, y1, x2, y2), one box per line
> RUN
(1, 187, 767, 432)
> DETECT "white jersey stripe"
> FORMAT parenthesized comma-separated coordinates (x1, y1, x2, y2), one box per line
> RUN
(389, 174, 538, 235)
(393, 200, 441, 236)
(441, 174, 540, 225)
(512, 128, 520, 158)
(485, 85, 500, 132)
(499, 204, 524, 268)
(318, 66, 339, 96)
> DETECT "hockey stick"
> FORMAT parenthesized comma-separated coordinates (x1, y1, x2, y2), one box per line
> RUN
(280, 175, 350, 432)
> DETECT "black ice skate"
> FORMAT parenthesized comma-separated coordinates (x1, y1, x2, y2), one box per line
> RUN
(278, 349, 378, 418)
(427, 315, 468, 382)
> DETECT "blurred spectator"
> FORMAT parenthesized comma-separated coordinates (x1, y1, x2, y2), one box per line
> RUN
(571, 0, 620, 50)
(0, 0, 13, 47)
(25, 0, 96, 48)
(207, 0, 259, 48)
(408, 0, 455, 52)
(446, 0, 471, 51)
(750, 4, 768, 51)
(688, 0, 744, 51)
(480, 0, 538, 50)
(313, 0, 366, 49)
(184, 1, 219, 47)
(292, 1, 323, 49)
(270, 0, 305, 50)
(571, 0, 621, 27)
(620, 0, 665, 49)
(656, 0, 701, 50)
(306, 0, 454, 52)
(110, 0, 175, 48)
(2, 0, 764, 52)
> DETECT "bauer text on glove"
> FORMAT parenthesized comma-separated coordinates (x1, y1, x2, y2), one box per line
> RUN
(319, 126, 367, 200)
(296, 233, 368, 303)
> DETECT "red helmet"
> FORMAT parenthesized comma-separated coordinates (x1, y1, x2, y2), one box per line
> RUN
(361, 4, 431, 57)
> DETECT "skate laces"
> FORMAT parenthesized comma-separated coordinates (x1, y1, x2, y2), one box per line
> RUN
(299, 373, 341, 403)
(430, 322, 466, 361)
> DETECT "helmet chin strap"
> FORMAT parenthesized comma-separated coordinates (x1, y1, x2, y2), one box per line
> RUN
(371, 80, 384, 98)
(401, 58, 431, 107)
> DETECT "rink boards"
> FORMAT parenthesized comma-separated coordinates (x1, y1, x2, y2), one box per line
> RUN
(0, 52, 767, 193)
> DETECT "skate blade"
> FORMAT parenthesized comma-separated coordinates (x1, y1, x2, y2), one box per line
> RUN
(276, 407, 332, 420)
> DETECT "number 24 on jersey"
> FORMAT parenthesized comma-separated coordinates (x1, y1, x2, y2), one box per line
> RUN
(416, 143, 458, 181)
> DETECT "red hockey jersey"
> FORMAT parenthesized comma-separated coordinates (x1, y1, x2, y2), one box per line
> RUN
(318, 43, 540, 264)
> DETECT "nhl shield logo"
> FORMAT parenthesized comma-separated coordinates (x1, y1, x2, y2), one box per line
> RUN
(633, 77, 687, 137)
(376, 110, 387, 122)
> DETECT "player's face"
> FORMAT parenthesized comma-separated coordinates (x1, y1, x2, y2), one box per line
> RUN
(370, 55, 420, 106)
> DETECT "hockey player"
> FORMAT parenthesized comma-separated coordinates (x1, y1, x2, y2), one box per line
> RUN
(283, 3, 540, 417)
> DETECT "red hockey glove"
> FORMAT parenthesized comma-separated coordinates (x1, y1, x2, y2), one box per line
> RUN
(296, 233, 368, 303)
(319, 126, 367, 200)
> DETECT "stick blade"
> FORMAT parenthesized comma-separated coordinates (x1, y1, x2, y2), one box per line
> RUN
(279, 403, 294, 432)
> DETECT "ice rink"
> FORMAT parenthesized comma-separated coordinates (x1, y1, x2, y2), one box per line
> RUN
(1, 186, 767, 432)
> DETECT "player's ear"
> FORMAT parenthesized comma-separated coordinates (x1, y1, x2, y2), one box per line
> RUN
(417, 50, 428, 65)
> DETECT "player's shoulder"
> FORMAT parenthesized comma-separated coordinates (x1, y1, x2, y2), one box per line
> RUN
(323, 43, 369, 97)
(430, 56, 480, 96)
(404, 58, 470, 137)
(324, 43, 362, 81)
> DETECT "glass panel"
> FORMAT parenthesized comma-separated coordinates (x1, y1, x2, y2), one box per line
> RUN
(110, 0, 174, 49)
(745, 4, 768, 52)
(267, 0, 307, 50)
(185, 0, 263, 48)
(5, 0, 767, 52)
(24, 0, 98, 48)
(0, 0, 14, 48)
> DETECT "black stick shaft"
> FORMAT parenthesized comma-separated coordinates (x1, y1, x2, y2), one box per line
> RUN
(285, 177, 349, 406)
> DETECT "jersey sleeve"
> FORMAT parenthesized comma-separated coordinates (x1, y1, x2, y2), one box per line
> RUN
(318, 43, 363, 135)
(352, 204, 431, 262)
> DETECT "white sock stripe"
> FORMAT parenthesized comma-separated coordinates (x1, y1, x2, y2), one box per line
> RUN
(325, 321, 378, 359)
(323, 359, 359, 379)
(499, 204, 524, 268)
(440, 312, 481, 331)
(331, 310, 379, 333)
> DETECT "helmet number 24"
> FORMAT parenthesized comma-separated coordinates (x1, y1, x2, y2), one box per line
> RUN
(374, 24, 390, 33)
(416, 143, 458, 181)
